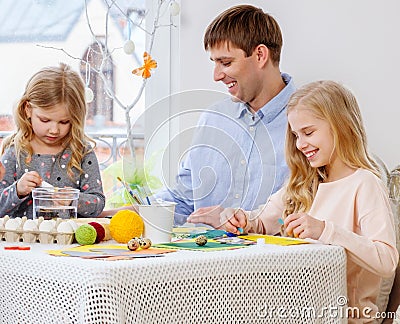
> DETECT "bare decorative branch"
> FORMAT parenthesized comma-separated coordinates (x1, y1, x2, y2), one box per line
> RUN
(40, 0, 179, 161)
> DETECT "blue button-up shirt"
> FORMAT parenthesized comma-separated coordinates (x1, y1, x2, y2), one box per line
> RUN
(158, 73, 295, 225)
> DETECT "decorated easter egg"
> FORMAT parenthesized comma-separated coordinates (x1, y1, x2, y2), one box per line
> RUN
(195, 235, 207, 246)
(127, 238, 140, 251)
(139, 238, 152, 249)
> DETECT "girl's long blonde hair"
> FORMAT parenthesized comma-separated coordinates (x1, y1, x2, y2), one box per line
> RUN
(283, 80, 380, 217)
(1, 63, 95, 176)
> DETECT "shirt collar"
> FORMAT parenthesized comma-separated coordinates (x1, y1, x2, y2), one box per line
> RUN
(234, 73, 296, 122)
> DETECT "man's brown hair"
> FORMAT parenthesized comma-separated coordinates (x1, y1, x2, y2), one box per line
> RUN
(204, 4, 283, 65)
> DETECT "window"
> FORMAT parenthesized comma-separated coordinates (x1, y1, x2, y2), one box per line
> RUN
(80, 40, 114, 122)
(0, 0, 147, 166)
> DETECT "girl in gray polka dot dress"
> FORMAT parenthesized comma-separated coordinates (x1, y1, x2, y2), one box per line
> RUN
(0, 63, 105, 219)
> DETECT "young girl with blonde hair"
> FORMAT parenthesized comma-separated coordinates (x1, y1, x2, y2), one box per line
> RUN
(188, 80, 398, 322)
(0, 63, 105, 218)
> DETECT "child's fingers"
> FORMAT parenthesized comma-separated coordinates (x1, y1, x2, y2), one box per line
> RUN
(219, 208, 239, 232)
(224, 221, 239, 234)
(220, 208, 247, 234)
(284, 213, 303, 237)
(23, 171, 42, 185)
(233, 209, 247, 229)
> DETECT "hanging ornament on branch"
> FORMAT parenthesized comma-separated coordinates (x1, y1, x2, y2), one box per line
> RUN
(84, 59, 94, 103)
(123, 40, 135, 55)
(132, 52, 158, 79)
(123, 12, 135, 55)
(169, 1, 180, 16)
(85, 87, 94, 103)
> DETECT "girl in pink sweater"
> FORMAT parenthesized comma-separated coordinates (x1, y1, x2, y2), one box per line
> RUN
(188, 80, 398, 323)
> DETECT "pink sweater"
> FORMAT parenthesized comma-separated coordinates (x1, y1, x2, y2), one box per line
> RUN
(245, 169, 398, 322)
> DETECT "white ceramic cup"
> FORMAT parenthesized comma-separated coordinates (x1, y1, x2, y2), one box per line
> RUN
(138, 202, 176, 243)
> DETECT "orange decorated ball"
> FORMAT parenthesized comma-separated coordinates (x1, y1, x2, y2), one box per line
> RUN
(109, 210, 144, 243)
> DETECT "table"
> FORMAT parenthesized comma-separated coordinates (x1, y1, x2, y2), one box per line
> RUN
(0, 241, 347, 324)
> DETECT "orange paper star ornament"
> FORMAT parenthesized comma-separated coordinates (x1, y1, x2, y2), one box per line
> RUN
(132, 52, 157, 79)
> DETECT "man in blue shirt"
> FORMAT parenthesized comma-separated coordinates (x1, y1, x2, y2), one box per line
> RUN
(159, 4, 295, 226)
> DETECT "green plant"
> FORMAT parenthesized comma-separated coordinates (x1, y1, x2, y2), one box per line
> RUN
(101, 151, 162, 209)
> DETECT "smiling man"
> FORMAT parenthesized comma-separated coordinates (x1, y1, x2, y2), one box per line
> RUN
(160, 5, 296, 226)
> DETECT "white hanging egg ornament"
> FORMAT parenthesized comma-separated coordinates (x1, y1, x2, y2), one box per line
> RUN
(123, 40, 135, 55)
(169, 1, 180, 16)
(85, 87, 94, 103)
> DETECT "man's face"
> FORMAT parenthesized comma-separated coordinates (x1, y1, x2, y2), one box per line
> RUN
(209, 42, 260, 106)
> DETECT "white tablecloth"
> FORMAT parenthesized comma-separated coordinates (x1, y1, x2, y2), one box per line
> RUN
(0, 241, 346, 324)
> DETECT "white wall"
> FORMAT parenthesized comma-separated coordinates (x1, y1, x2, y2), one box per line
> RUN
(175, 0, 400, 170)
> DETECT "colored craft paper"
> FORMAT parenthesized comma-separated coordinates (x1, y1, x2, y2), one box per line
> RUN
(172, 227, 210, 234)
(241, 234, 309, 246)
(47, 244, 176, 259)
(153, 240, 248, 251)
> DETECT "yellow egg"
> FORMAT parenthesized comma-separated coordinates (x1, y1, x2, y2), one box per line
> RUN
(109, 210, 144, 243)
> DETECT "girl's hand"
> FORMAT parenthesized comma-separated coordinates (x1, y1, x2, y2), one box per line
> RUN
(0, 161, 5, 180)
(219, 207, 247, 235)
(16, 171, 42, 197)
(284, 212, 325, 240)
(187, 205, 224, 229)
(53, 188, 74, 206)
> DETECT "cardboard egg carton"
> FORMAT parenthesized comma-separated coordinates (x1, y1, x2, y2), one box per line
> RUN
(0, 216, 76, 245)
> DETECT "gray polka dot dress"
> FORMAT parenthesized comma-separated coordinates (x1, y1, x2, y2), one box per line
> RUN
(0, 145, 105, 219)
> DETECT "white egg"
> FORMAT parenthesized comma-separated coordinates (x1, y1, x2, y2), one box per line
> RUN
(66, 220, 78, 232)
(57, 221, 74, 233)
(39, 220, 55, 232)
(5, 218, 20, 230)
(23, 219, 38, 231)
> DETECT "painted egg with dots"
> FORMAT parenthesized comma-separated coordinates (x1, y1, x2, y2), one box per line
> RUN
(195, 235, 207, 246)
(127, 238, 140, 251)
(139, 238, 152, 249)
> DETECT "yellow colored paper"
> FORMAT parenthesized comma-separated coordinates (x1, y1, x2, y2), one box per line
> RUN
(241, 234, 309, 246)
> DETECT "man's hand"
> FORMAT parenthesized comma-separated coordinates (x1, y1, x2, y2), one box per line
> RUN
(187, 205, 224, 229)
